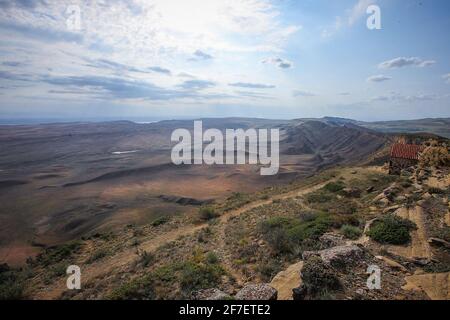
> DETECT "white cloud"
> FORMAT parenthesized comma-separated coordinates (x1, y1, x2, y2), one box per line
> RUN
(443, 73, 450, 83)
(229, 82, 275, 89)
(321, 16, 342, 38)
(348, 0, 376, 26)
(188, 50, 214, 62)
(0, 0, 301, 106)
(378, 57, 436, 69)
(262, 57, 293, 69)
(367, 75, 392, 82)
(293, 90, 316, 97)
(0, 0, 299, 59)
(322, 0, 375, 38)
(370, 92, 439, 102)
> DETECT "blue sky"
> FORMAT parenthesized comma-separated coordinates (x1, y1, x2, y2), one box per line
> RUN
(0, 0, 449, 121)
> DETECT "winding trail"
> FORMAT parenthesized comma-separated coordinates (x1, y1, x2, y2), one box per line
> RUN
(389, 206, 432, 260)
(33, 180, 329, 299)
(214, 181, 330, 287)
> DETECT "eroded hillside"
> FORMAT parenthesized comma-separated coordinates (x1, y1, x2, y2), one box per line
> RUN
(0, 119, 388, 266)
(2, 163, 448, 300)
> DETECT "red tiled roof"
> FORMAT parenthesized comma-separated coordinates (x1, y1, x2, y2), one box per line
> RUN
(390, 143, 424, 160)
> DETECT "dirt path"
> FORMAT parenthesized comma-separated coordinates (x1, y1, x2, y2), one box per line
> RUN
(33, 180, 329, 299)
(214, 181, 329, 286)
(389, 206, 432, 260)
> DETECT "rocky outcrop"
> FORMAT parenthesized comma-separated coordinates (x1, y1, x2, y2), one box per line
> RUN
(373, 184, 400, 206)
(428, 237, 450, 249)
(303, 244, 364, 268)
(375, 255, 408, 272)
(403, 272, 450, 300)
(270, 262, 303, 300)
(235, 284, 278, 300)
(193, 288, 231, 300)
(319, 233, 345, 248)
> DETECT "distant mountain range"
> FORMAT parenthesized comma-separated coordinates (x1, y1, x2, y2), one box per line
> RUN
(2, 116, 448, 138)
(310, 117, 450, 139)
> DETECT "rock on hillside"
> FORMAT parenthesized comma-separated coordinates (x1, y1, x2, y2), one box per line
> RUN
(235, 284, 278, 300)
(270, 262, 304, 300)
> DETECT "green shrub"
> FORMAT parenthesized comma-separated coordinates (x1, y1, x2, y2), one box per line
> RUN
(205, 252, 219, 264)
(367, 215, 416, 245)
(401, 181, 412, 188)
(340, 225, 362, 240)
(256, 260, 283, 282)
(330, 199, 358, 215)
(287, 215, 332, 243)
(42, 262, 68, 284)
(331, 214, 360, 228)
(259, 214, 332, 255)
(306, 190, 334, 204)
(0, 265, 25, 300)
(137, 250, 154, 267)
(299, 211, 318, 222)
(151, 216, 170, 227)
(36, 241, 82, 266)
(86, 248, 109, 264)
(179, 261, 225, 293)
(259, 216, 294, 233)
(264, 228, 293, 254)
(198, 207, 218, 221)
(111, 250, 225, 299)
(302, 256, 341, 297)
(197, 227, 212, 243)
(323, 182, 345, 193)
(109, 275, 156, 300)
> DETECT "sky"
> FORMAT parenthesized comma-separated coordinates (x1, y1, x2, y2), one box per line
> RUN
(0, 0, 449, 121)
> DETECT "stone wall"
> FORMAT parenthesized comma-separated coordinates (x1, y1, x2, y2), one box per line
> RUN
(389, 158, 417, 175)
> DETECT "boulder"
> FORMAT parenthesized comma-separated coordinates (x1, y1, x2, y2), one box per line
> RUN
(319, 233, 345, 248)
(235, 284, 278, 300)
(194, 288, 231, 300)
(292, 284, 307, 300)
(366, 186, 375, 193)
(375, 256, 408, 272)
(302, 250, 319, 261)
(317, 245, 364, 267)
(270, 262, 303, 300)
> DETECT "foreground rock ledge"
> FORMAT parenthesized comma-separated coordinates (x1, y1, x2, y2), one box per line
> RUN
(303, 244, 364, 267)
(235, 284, 278, 300)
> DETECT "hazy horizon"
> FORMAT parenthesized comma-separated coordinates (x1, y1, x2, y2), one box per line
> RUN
(1, 114, 450, 126)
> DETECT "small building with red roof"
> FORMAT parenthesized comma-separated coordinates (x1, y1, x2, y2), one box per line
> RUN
(389, 143, 425, 175)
